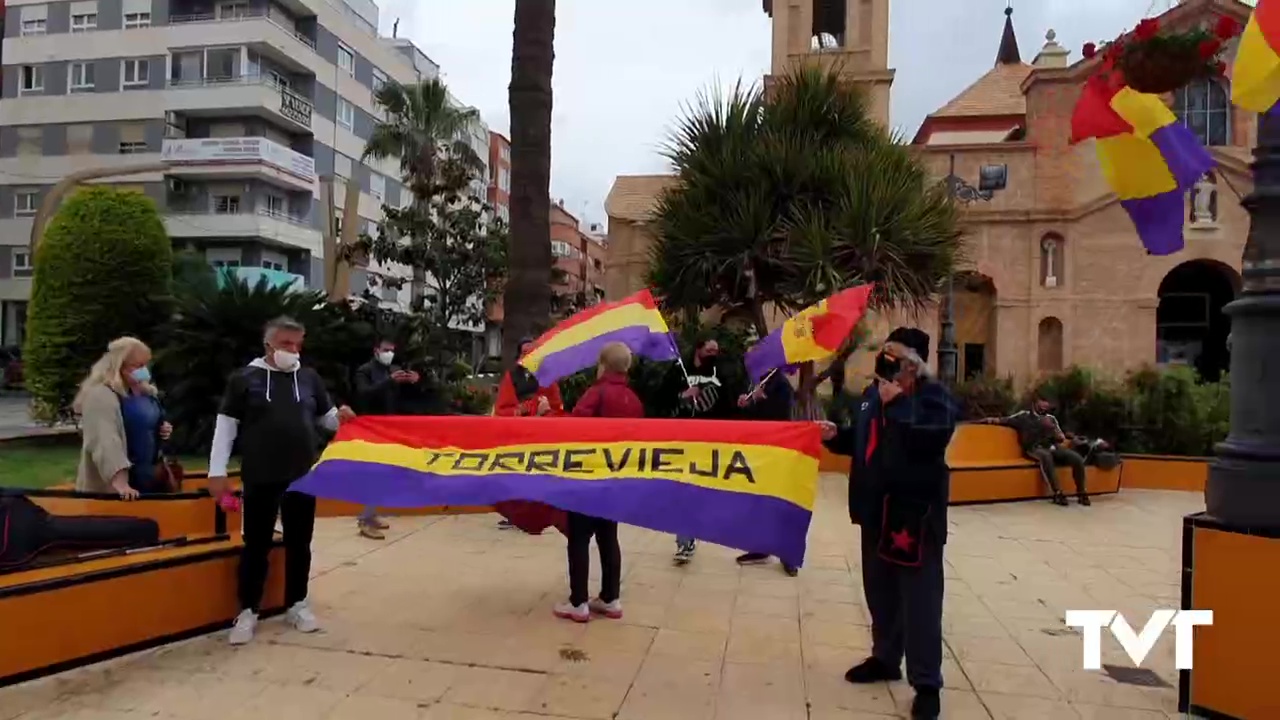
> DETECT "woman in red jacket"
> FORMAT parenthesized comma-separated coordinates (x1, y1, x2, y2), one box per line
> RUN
(554, 342, 644, 623)
(493, 337, 564, 531)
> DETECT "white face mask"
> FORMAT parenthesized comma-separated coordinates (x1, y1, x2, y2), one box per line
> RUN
(272, 349, 300, 371)
(376, 350, 395, 366)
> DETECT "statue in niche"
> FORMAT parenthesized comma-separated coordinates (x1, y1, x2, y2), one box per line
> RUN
(1190, 172, 1218, 225)
(1041, 236, 1060, 287)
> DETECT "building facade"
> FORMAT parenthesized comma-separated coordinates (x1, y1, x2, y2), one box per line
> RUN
(487, 129, 508, 225)
(913, 0, 1250, 385)
(0, 0, 454, 346)
(549, 200, 605, 309)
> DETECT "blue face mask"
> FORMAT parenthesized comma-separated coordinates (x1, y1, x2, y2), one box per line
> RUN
(130, 366, 152, 384)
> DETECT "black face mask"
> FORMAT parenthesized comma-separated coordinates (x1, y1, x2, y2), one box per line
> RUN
(874, 353, 902, 380)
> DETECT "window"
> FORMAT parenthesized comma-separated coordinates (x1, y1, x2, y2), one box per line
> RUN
(268, 71, 290, 91)
(369, 173, 385, 201)
(70, 62, 95, 92)
(71, 13, 98, 32)
(551, 241, 572, 258)
(337, 44, 355, 75)
(499, 168, 510, 192)
(119, 142, 149, 154)
(1174, 80, 1231, 147)
(213, 196, 241, 214)
(67, 125, 94, 155)
(371, 68, 388, 91)
(15, 192, 39, 216)
(261, 260, 285, 272)
(333, 210, 343, 236)
(264, 195, 286, 216)
(123, 12, 151, 28)
(500, 145, 510, 161)
(122, 59, 150, 88)
(210, 259, 241, 268)
(12, 251, 33, 278)
(337, 98, 355, 130)
(334, 153, 353, 179)
(117, 122, 147, 154)
(16, 128, 42, 157)
(20, 66, 45, 94)
(216, 2, 250, 19)
(20, 19, 47, 36)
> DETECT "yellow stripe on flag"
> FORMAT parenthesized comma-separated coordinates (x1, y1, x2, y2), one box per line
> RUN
(1095, 135, 1178, 200)
(1109, 87, 1178, 138)
(1233, 15, 1280, 113)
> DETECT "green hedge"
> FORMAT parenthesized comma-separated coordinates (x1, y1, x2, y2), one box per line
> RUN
(949, 365, 1230, 457)
(23, 187, 171, 422)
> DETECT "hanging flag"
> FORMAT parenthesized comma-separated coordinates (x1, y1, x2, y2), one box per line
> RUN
(1070, 77, 1214, 256)
(1232, 1, 1280, 113)
(518, 289, 679, 385)
(291, 416, 821, 567)
(744, 284, 874, 382)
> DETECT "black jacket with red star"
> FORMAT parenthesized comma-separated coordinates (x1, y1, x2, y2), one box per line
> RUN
(822, 378, 957, 544)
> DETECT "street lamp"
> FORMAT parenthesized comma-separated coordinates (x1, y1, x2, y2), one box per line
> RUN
(1203, 110, 1280, 526)
(938, 153, 1008, 385)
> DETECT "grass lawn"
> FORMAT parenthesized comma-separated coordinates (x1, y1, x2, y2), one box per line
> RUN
(0, 437, 214, 490)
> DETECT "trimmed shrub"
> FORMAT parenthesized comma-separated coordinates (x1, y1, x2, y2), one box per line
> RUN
(23, 186, 171, 422)
(952, 375, 1018, 420)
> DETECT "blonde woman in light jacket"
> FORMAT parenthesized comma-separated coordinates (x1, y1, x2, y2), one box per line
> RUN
(74, 337, 173, 500)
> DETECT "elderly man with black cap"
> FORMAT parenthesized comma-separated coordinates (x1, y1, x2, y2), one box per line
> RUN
(816, 327, 957, 720)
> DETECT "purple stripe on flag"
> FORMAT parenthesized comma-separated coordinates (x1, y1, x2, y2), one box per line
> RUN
(292, 459, 813, 567)
(745, 332, 787, 382)
(1149, 123, 1215, 189)
(1122, 191, 1187, 256)
(530, 326, 679, 385)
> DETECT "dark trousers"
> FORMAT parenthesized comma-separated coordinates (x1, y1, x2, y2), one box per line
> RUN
(1026, 447, 1087, 495)
(239, 481, 316, 612)
(566, 511, 621, 607)
(860, 524, 944, 689)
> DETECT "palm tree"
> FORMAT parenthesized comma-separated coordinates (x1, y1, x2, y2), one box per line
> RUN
(649, 67, 961, 415)
(362, 77, 482, 201)
(502, 0, 556, 364)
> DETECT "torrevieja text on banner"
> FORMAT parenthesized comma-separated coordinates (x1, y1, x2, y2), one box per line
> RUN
(291, 416, 821, 567)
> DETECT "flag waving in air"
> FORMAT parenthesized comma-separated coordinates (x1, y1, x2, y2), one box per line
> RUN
(518, 289, 679, 385)
(1233, 1, 1280, 113)
(1070, 75, 1214, 256)
(744, 284, 874, 382)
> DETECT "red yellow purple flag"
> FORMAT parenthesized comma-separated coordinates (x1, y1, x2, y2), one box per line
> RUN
(1233, 0, 1280, 112)
(744, 284, 873, 382)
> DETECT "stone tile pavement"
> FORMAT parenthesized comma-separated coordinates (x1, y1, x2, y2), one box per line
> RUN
(0, 477, 1204, 719)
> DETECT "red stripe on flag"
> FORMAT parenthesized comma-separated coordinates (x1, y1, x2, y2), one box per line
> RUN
(1258, 0, 1280, 48)
(810, 284, 873, 352)
(336, 416, 822, 457)
(522, 289, 660, 357)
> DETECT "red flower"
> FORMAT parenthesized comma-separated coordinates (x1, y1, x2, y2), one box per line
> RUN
(1199, 38, 1222, 60)
(1083, 42, 1098, 59)
(1135, 18, 1161, 40)
(1215, 16, 1241, 40)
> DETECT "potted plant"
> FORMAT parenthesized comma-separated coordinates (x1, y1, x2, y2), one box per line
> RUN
(1082, 15, 1241, 94)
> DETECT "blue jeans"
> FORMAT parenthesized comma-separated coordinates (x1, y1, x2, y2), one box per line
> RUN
(676, 536, 696, 550)
(359, 506, 377, 524)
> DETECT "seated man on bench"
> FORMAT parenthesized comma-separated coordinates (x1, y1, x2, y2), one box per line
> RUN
(977, 395, 1090, 507)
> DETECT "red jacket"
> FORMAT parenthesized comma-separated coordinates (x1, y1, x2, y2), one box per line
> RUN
(572, 372, 644, 418)
(494, 371, 564, 417)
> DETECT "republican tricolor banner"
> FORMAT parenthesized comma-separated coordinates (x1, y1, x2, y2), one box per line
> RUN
(291, 416, 821, 567)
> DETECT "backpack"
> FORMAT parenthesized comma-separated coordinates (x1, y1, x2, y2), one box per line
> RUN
(0, 494, 160, 570)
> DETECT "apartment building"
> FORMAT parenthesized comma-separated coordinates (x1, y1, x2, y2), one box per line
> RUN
(0, 0, 470, 347)
(550, 200, 605, 307)
(487, 130, 508, 225)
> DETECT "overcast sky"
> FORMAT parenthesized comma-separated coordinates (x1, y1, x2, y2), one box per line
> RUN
(377, 0, 1174, 226)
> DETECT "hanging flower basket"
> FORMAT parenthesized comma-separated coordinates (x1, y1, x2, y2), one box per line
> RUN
(1082, 16, 1241, 95)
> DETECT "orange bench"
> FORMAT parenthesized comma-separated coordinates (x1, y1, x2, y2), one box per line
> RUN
(818, 424, 1123, 504)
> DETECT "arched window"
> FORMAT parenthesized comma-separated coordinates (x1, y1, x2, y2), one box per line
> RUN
(1037, 317, 1064, 373)
(1040, 233, 1064, 288)
(1174, 80, 1231, 147)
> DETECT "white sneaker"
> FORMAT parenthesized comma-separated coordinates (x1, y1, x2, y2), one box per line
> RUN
(588, 598, 623, 620)
(229, 609, 257, 646)
(552, 602, 590, 623)
(286, 600, 319, 633)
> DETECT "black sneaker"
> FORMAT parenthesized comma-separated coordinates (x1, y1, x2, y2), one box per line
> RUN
(1052, 493, 1070, 507)
(736, 552, 770, 566)
(843, 657, 902, 684)
(911, 686, 941, 719)
(673, 543, 695, 566)
(782, 564, 799, 577)
(1078, 494, 1092, 506)
(497, 519, 514, 530)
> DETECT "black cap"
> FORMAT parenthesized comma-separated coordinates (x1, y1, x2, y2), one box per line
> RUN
(886, 327, 931, 363)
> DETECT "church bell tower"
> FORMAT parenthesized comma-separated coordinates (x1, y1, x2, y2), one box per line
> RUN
(762, 0, 894, 125)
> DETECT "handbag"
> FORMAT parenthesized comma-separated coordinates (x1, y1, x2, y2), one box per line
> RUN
(154, 454, 184, 493)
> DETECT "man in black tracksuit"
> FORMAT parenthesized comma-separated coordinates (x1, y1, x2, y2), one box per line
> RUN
(207, 316, 355, 646)
(978, 396, 1089, 506)
(818, 327, 956, 720)
(734, 367, 800, 575)
(352, 336, 420, 538)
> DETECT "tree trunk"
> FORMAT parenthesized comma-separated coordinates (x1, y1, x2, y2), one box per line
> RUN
(503, 0, 556, 365)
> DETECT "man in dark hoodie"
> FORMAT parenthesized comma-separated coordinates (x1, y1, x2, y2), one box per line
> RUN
(816, 327, 956, 720)
(207, 316, 355, 646)
(977, 395, 1089, 506)
(659, 337, 740, 564)
(351, 336, 420, 538)
(733, 363, 800, 575)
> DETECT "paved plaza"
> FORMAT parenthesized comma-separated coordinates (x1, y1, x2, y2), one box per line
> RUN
(0, 478, 1202, 719)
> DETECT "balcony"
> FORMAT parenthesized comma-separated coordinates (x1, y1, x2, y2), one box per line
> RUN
(165, 209, 322, 254)
(161, 136, 316, 192)
(215, 266, 305, 292)
(168, 10, 316, 75)
(166, 76, 313, 134)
